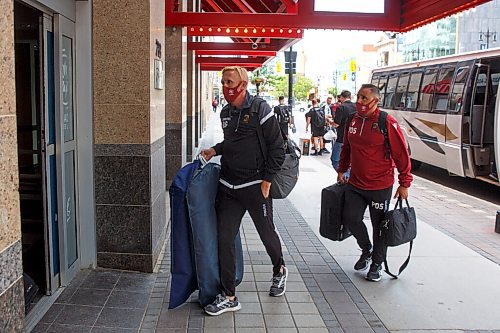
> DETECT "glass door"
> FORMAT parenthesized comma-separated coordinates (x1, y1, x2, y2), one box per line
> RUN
(54, 14, 79, 286)
(40, 13, 60, 295)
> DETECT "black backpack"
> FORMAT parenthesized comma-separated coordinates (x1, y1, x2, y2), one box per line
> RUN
(311, 107, 325, 128)
(252, 98, 301, 199)
(275, 105, 291, 124)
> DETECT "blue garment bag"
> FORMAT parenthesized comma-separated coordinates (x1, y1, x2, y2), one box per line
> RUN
(168, 160, 200, 309)
(187, 162, 244, 307)
(169, 159, 245, 308)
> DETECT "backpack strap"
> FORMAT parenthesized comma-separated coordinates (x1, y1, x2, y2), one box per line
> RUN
(378, 110, 391, 160)
(251, 97, 288, 161)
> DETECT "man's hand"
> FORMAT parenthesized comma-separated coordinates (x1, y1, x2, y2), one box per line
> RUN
(394, 186, 409, 199)
(337, 172, 347, 184)
(200, 148, 216, 161)
(261, 181, 271, 199)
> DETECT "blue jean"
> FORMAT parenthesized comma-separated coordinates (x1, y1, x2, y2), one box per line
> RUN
(331, 141, 343, 170)
(331, 141, 350, 178)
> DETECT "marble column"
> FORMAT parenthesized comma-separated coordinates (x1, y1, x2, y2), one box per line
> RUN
(0, 0, 25, 331)
(165, 23, 188, 181)
(93, 0, 166, 272)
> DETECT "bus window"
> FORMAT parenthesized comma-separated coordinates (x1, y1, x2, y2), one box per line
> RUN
(433, 67, 455, 111)
(407, 71, 422, 110)
(449, 66, 470, 112)
(378, 75, 388, 107)
(395, 72, 410, 109)
(384, 74, 399, 109)
(419, 68, 439, 111)
(371, 74, 379, 86)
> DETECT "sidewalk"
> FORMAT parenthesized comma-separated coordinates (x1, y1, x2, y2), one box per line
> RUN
(32, 110, 500, 333)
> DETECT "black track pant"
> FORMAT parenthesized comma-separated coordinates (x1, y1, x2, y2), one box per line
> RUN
(216, 183, 284, 296)
(343, 184, 393, 264)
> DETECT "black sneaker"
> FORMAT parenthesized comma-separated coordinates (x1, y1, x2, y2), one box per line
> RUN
(204, 294, 241, 316)
(269, 266, 288, 297)
(366, 263, 383, 282)
(354, 250, 372, 271)
(321, 148, 330, 153)
(311, 150, 319, 156)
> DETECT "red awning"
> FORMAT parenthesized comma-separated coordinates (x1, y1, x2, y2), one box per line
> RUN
(165, 0, 493, 71)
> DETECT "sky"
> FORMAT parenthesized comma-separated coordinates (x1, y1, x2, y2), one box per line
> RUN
(314, 0, 384, 13)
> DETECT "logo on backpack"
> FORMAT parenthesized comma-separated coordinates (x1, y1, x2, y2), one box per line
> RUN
(277, 105, 290, 124)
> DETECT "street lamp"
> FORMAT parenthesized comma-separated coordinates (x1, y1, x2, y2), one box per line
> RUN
(479, 28, 497, 49)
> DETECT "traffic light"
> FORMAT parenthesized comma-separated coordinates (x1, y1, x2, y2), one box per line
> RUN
(276, 62, 281, 73)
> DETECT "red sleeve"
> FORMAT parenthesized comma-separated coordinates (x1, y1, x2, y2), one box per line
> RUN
(337, 128, 351, 173)
(387, 115, 413, 187)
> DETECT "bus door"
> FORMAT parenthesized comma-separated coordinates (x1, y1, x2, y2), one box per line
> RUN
(469, 62, 491, 174)
(444, 65, 469, 177)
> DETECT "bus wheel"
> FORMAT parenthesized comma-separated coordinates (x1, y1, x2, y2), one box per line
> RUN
(411, 159, 422, 172)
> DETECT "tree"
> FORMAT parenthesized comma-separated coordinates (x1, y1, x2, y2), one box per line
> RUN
(327, 86, 337, 97)
(293, 75, 315, 101)
(265, 74, 315, 102)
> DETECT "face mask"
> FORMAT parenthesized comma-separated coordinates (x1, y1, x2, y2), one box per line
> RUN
(356, 98, 378, 116)
(223, 82, 244, 104)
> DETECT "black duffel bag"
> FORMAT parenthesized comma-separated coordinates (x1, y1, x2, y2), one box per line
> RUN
(382, 198, 417, 278)
(269, 138, 301, 199)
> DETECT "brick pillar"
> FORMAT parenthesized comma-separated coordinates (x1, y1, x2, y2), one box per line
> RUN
(93, 0, 167, 272)
(165, 23, 188, 181)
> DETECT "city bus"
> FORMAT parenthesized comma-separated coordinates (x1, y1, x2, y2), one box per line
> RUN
(370, 48, 500, 185)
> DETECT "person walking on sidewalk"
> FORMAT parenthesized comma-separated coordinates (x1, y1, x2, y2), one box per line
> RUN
(200, 66, 288, 316)
(305, 99, 326, 155)
(274, 96, 293, 137)
(337, 84, 413, 282)
(329, 90, 356, 170)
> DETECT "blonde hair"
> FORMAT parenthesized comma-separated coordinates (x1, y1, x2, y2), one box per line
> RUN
(222, 66, 249, 83)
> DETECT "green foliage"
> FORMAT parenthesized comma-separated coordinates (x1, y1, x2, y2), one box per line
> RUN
(327, 86, 337, 97)
(265, 74, 315, 102)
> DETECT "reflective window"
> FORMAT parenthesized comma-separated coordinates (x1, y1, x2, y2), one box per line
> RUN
(407, 71, 422, 109)
(62, 35, 74, 142)
(419, 68, 439, 111)
(433, 66, 455, 110)
(378, 75, 388, 107)
(449, 66, 469, 112)
(384, 74, 399, 109)
(395, 72, 410, 109)
(371, 74, 379, 86)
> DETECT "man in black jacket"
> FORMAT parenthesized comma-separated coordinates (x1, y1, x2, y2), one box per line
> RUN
(329, 90, 356, 170)
(201, 66, 287, 316)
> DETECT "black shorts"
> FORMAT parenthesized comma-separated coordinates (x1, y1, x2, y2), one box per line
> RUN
(311, 126, 325, 137)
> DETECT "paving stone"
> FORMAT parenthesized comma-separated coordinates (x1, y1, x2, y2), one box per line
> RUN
(204, 313, 234, 327)
(264, 314, 296, 328)
(258, 292, 288, 303)
(95, 307, 144, 329)
(238, 302, 262, 314)
(91, 327, 137, 332)
(293, 314, 327, 328)
(234, 313, 265, 327)
(289, 303, 321, 314)
(261, 302, 291, 314)
(54, 305, 101, 326)
(39, 303, 64, 324)
(298, 328, 330, 333)
(105, 290, 150, 309)
(267, 327, 298, 332)
(286, 292, 314, 303)
(235, 328, 266, 333)
(46, 324, 92, 332)
(203, 328, 235, 333)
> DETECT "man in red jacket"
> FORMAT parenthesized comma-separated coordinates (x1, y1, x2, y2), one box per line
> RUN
(337, 83, 412, 282)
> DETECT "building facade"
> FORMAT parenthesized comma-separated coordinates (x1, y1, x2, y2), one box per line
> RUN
(0, 0, 214, 330)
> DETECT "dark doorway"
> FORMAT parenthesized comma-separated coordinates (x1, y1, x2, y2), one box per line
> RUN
(14, 1, 46, 314)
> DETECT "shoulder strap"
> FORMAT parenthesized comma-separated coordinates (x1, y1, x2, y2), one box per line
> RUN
(378, 110, 390, 160)
(384, 241, 413, 279)
(250, 98, 269, 160)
